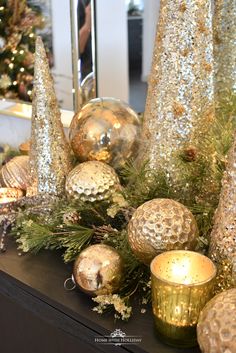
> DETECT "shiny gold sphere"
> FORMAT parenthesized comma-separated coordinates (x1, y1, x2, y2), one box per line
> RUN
(73, 244, 123, 296)
(128, 198, 198, 264)
(69, 97, 140, 169)
(65, 161, 121, 202)
(1, 155, 32, 190)
(197, 289, 236, 353)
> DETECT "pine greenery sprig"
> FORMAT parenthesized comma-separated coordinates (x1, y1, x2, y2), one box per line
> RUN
(8, 90, 236, 319)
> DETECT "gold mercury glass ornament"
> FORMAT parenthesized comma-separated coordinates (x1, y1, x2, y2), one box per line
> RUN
(69, 97, 140, 169)
(65, 161, 121, 202)
(197, 288, 236, 353)
(128, 198, 198, 264)
(1, 155, 32, 190)
(72, 244, 123, 296)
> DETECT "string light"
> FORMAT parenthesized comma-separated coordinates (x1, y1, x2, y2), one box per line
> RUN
(19, 50, 24, 55)
(20, 67, 25, 72)
(27, 90, 32, 96)
(13, 81, 17, 86)
(72, 88, 75, 93)
(0, 6, 5, 11)
(29, 33, 34, 38)
(12, 49, 17, 54)
(9, 63, 14, 69)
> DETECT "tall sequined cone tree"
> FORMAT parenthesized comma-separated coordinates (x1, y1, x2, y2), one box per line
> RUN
(214, 0, 236, 100)
(137, 0, 215, 193)
(29, 37, 72, 195)
(209, 131, 236, 277)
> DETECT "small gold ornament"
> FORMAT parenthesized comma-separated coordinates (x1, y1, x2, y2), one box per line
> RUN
(65, 161, 121, 202)
(69, 97, 140, 169)
(19, 140, 31, 155)
(128, 198, 198, 264)
(1, 155, 32, 190)
(73, 244, 123, 296)
(197, 289, 236, 353)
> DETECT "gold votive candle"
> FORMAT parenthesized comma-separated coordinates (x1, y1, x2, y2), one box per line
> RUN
(151, 250, 216, 348)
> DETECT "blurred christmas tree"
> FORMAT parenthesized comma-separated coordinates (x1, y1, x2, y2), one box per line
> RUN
(0, 0, 45, 101)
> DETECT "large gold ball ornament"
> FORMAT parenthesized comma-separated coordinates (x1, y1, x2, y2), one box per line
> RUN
(1, 155, 32, 190)
(65, 161, 121, 202)
(69, 97, 140, 169)
(73, 244, 123, 296)
(197, 289, 236, 353)
(128, 198, 198, 264)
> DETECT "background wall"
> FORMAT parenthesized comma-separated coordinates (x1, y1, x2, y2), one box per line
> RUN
(51, 0, 73, 110)
(95, 0, 129, 102)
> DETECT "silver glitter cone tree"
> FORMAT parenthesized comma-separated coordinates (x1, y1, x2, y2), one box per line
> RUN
(30, 37, 72, 195)
(209, 131, 236, 277)
(214, 0, 236, 99)
(137, 0, 215, 190)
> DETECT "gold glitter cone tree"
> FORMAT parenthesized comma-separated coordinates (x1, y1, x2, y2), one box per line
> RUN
(137, 0, 215, 192)
(30, 37, 72, 195)
(214, 0, 236, 100)
(209, 131, 236, 280)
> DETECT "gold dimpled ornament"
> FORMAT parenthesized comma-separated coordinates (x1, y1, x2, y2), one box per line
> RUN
(65, 161, 121, 202)
(69, 97, 140, 169)
(197, 288, 236, 353)
(128, 199, 198, 264)
(1, 155, 32, 190)
(73, 244, 123, 296)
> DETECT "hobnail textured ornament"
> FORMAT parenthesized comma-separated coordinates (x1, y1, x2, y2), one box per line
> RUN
(197, 288, 236, 353)
(1, 155, 32, 190)
(69, 97, 140, 169)
(73, 244, 123, 296)
(65, 161, 120, 202)
(128, 198, 198, 264)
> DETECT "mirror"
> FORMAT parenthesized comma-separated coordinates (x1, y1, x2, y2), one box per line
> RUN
(94, 0, 159, 113)
(0, 0, 74, 111)
(0, 0, 160, 118)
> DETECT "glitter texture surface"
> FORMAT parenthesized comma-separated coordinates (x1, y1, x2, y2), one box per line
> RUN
(30, 37, 72, 195)
(138, 0, 215, 188)
(209, 132, 236, 276)
(214, 0, 236, 97)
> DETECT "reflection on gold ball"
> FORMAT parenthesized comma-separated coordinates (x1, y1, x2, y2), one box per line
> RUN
(1, 155, 32, 190)
(69, 97, 140, 169)
(80, 72, 96, 106)
(65, 161, 120, 202)
(128, 198, 198, 264)
(197, 289, 236, 353)
(73, 244, 123, 296)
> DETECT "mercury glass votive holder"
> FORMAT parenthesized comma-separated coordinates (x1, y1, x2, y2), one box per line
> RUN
(150, 250, 217, 348)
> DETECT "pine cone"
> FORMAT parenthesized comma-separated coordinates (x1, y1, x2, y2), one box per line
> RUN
(63, 211, 81, 225)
